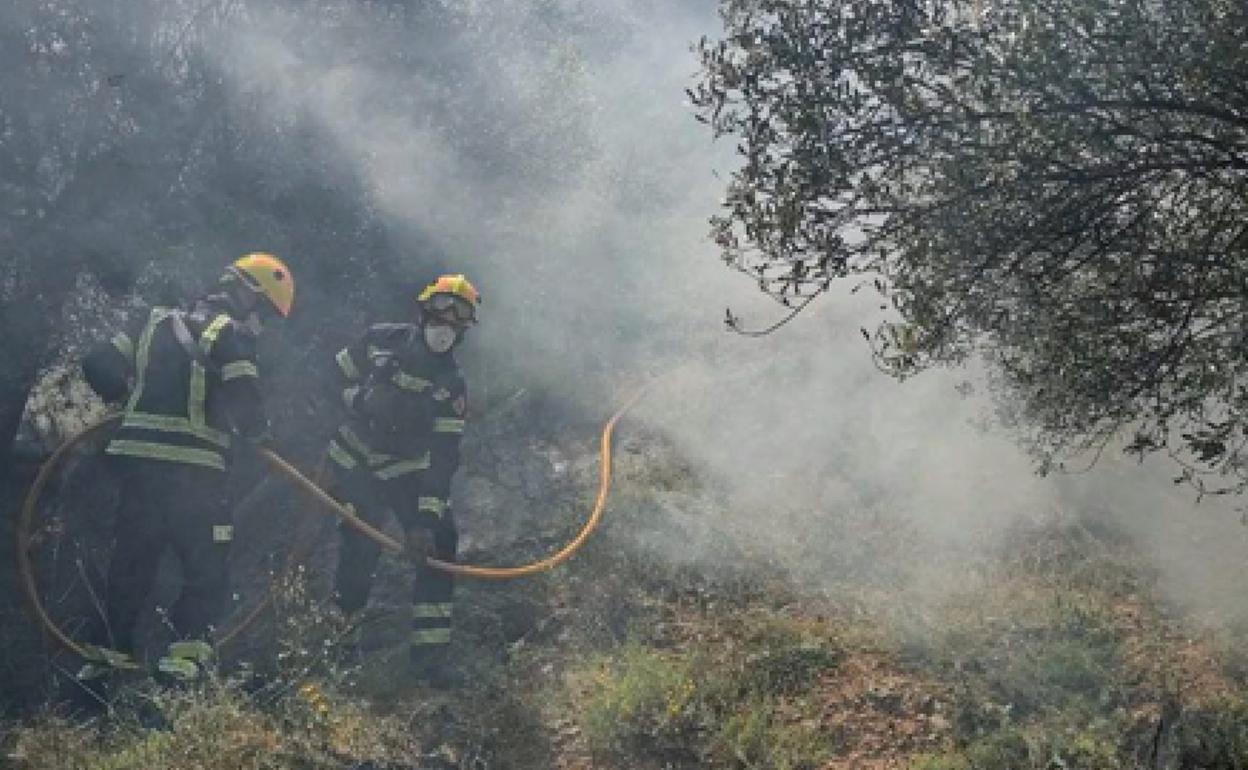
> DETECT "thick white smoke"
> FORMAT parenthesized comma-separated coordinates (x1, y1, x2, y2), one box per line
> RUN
(214, 0, 1247, 624)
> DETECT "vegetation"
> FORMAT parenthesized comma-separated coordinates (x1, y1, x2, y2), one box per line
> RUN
(577, 614, 842, 768)
(4, 1, 1247, 768)
(693, 0, 1248, 492)
(4, 426, 1248, 769)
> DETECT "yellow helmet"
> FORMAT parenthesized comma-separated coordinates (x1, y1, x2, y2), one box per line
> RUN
(417, 273, 479, 323)
(229, 252, 294, 317)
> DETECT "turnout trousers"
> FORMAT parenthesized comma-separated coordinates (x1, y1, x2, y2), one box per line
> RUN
(97, 457, 232, 654)
(330, 466, 458, 668)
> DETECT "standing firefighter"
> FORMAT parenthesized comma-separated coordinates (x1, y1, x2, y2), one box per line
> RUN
(80, 253, 294, 682)
(328, 274, 477, 684)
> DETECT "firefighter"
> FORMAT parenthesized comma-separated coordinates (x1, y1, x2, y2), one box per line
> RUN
(80, 253, 294, 682)
(327, 274, 476, 685)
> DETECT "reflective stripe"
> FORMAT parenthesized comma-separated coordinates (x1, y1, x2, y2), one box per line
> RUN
(212, 525, 233, 543)
(126, 308, 172, 413)
(342, 385, 361, 411)
(111, 332, 135, 362)
(433, 417, 465, 434)
(392, 370, 431, 392)
(327, 440, 358, 469)
(157, 656, 200, 681)
(121, 412, 230, 448)
(413, 602, 453, 619)
(168, 640, 213, 663)
(188, 314, 230, 429)
(336, 348, 360, 381)
(374, 455, 431, 480)
(81, 644, 139, 670)
(418, 496, 447, 516)
(221, 360, 258, 381)
(106, 439, 225, 471)
(411, 627, 451, 645)
(338, 424, 392, 466)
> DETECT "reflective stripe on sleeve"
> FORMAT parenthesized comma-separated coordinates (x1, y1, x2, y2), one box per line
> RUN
(373, 455, 431, 480)
(126, 308, 171, 413)
(188, 315, 231, 429)
(221, 360, 258, 381)
(338, 424, 392, 466)
(111, 332, 135, 362)
(418, 496, 447, 516)
(411, 627, 451, 645)
(105, 440, 225, 471)
(413, 602, 453, 619)
(392, 370, 431, 392)
(433, 417, 465, 434)
(336, 348, 360, 381)
(327, 440, 358, 469)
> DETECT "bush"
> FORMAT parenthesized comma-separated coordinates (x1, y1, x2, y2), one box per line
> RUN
(1178, 695, 1248, 769)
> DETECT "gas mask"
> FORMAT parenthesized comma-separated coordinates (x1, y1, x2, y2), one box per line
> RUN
(243, 311, 263, 336)
(423, 323, 458, 354)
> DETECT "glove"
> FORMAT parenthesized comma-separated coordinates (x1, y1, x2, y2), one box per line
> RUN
(404, 526, 436, 565)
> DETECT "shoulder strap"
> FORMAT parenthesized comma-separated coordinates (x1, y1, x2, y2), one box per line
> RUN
(168, 311, 220, 373)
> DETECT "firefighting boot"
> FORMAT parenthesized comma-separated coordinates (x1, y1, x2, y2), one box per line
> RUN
(156, 640, 214, 686)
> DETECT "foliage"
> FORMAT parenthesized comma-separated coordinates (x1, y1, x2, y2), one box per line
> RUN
(693, 0, 1248, 492)
(1177, 696, 1248, 769)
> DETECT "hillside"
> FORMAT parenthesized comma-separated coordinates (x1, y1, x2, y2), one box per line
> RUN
(4, 425, 1247, 770)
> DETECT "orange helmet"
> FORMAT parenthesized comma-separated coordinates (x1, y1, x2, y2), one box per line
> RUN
(229, 252, 294, 317)
(417, 273, 479, 324)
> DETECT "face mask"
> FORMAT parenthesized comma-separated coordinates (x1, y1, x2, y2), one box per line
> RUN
(244, 311, 263, 335)
(423, 323, 458, 353)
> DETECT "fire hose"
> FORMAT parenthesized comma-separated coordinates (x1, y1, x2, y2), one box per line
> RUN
(17, 386, 646, 660)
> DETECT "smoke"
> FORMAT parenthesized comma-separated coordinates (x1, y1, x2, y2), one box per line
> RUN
(204, 0, 1247, 623)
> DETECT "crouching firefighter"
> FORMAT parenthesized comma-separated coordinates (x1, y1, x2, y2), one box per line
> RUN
(327, 274, 477, 685)
(80, 253, 294, 683)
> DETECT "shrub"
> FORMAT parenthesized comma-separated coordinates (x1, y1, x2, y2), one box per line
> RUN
(1178, 695, 1248, 769)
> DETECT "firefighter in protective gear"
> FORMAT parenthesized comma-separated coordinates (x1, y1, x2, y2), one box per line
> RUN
(80, 253, 293, 682)
(328, 274, 476, 682)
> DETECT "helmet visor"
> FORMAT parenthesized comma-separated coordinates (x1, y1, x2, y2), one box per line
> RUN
(425, 293, 477, 324)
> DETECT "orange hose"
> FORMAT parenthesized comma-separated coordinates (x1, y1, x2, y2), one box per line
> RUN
(20, 385, 647, 658)
(15, 416, 117, 658)
(263, 384, 648, 578)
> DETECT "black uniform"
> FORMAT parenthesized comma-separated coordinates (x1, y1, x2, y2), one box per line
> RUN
(327, 323, 466, 666)
(83, 298, 269, 654)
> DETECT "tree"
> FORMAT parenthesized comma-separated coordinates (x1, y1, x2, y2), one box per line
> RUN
(691, 0, 1248, 493)
(0, 0, 241, 462)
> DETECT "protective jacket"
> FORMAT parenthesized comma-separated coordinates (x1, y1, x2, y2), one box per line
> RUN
(83, 297, 271, 471)
(327, 322, 467, 666)
(327, 322, 467, 526)
(79, 295, 271, 672)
